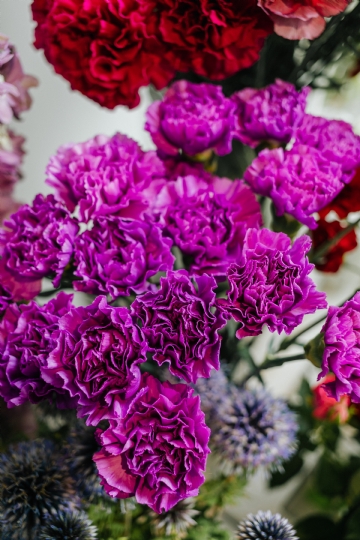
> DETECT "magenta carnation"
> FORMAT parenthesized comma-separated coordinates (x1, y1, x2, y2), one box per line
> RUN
(244, 145, 344, 229)
(220, 228, 327, 339)
(154, 174, 261, 277)
(0, 194, 79, 287)
(41, 296, 148, 425)
(132, 270, 226, 383)
(73, 217, 174, 299)
(319, 292, 360, 403)
(231, 79, 310, 148)
(295, 115, 360, 180)
(0, 293, 76, 408)
(45, 133, 164, 222)
(94, 374, 210, 513)
(145, 80, 235, 157)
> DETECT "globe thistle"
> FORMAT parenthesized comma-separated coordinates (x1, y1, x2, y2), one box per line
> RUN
(150, 498, 199, 539)
(38, 510, 98, 540)
(65, 422, 103, 501)
(210, 386, 297, 473)
(237, 510, 298, 540)
(0, 440, 78, 539)
(195, 368, 231, 422)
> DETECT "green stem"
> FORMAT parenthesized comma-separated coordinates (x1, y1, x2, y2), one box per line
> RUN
(239, 352, 305, 385)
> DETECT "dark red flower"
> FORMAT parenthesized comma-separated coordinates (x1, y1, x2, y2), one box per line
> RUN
(159, 0, 273, 79)
(319, 168, 360, 220)
(259, 0, 349, 40)
(312, 219, 357, 273)
(31, 0, 175, 109)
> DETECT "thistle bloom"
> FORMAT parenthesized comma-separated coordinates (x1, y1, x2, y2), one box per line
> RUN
(45, 133, 163, 221)
(41, 296, 148, 425)
(204, 384, 297, 472)
(0, 194, 79, 287)
(220, 228, 327, 339)
(232, 80, 310, 148)
(132, 270, 226, 383)
(145, 80, 235, 156)
(244, 145, 344, 229)
(73, 217, 174, 299)
(38, 511, 98, 540)
(94, 374, 210, 513)
(319, 292, 360, 403)
(155, 174, 261, 277)
(0, 293, 76, 409)
(295, 115, 360, 182)
(237, 510, 298, 540)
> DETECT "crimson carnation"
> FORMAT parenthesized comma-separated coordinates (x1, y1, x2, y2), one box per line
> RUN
(132, 270, 226, 383)
(94, 374, 210, 513)
(312, 219, 357, 273)
(159, 0, 273, 80)
(0, 293, 76, 408)
(259, 0, 349, 40)
(220, 228, 327, 338)
(31, 0, 174, 109)
(313, 375, 351, 424)
(41, 296, 148, 425)
(73, 217, 174, 299)
(319, 168, 360, 220)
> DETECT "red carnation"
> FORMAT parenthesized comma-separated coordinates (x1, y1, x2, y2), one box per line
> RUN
(31, 0, 175, 109)
(312, 218, 357, 273)
(319, 168, 360, 220)
(159, 0, 273, 79)
(313, 375, 351, 424)
(259, 0, 350, 40)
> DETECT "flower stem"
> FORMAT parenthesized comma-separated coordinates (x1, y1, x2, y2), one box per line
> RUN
(239, 352, 305, 385)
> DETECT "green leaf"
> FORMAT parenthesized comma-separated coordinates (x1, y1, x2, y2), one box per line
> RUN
(269, 453, 304, 488)
(295, 515, 341, 540)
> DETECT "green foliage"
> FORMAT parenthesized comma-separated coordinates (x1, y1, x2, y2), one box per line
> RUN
(295, 515, 340, 540)
(185, 517, 230, 540)
(195, 474, 247, 517)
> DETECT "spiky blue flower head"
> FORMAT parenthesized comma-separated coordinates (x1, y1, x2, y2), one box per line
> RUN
(195, 368, 232, 422)
(237, 510, 298, 540)
(39, 510, 98, 540)
(0, 440, 78, 539)
(210, 385, 298, 473)
(65, 422, 103, 501)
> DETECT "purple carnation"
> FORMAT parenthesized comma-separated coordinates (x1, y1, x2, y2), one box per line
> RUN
(0, 282, 13, 320)
(41, 296, 148, 425)
(94, 374, 210, 513)
(0, 293, 76, 408)
(0, 194, 79, 287)
(244, 145, 344, 229)
(155, 174, 261, 276)
(73, 217, 174, 299)
(145, 80, 235, 157)
(132, 270, 226, 384)
(232, 79, 310, 148)
(220, 228, 327, 339)
(319, 292, 360, 403)
(296, 115, 360, 180)
(45, 133, 163, 222)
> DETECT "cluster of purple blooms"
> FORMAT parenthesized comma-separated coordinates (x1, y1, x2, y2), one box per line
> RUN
(1, 76, 359, 513)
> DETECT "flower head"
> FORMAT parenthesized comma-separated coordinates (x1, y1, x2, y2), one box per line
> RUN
(73, 217, 174, 299)
(132, 270, 226, 383)
(244, 145, 345, 229)
(0, 194, 79, 287)
(237, 510, 298, 540)
(46, 133, 162, 220)
(146, 80, 235, 157)
(0, 292, 76, 408)
(206, 384, 297, 472)
(0, 34, 13, 68)
(319, 291, 360, 403)
(319, 167, 360, 220)
(220, 228, 327, 339)
(0, 128, 25, 196)
(0, 440, 77, 539)
(156, 174, 261, 277)
(39, 511, 98, 540)
(41, 296, 148, 425)
(150, 498, 198, 538)
(296, 115, 360, 180)
(94, 374, 210, 513)
(311, 218, 357, 273)
(232, 80, 310, 148)
(313, 375, 351, 424)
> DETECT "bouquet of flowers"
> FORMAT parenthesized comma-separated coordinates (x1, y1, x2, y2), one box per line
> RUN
(1, 2, 360, 539)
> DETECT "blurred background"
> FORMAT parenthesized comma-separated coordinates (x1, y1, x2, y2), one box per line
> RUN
(2, 0, 360, 530)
